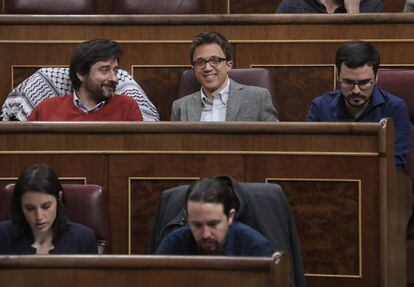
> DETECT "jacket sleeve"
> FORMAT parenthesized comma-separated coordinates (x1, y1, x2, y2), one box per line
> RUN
(148, 186, 188, 253)
(276, 0, 290, 13)
(390, 99, 412, 169)
(259, 89, 279, 122)
(360, 0, 384, 12)
(170, 100, 180, 121)
(305, 98, 321, 122)
(148, 190, 172, 253)
(77, 224, 98, 254)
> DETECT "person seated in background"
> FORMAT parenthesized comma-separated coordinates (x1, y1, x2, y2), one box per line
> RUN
(403, 0, 414, 12)
(28, 39, 143, 121)
(170, 32, 278, 121)
(0, 164, 98, 254)
(276, 0, 384, 13)
(156, 177, 274, 256)
(306, 41, 411, 170)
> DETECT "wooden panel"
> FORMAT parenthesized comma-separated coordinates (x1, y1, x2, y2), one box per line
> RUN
(272, 179, 360, 276)
(382, 0, 405, 12)
(12, 66, 42, 88)
(0, 120, 408, 287)
(132, 66, 191, 121)
(130, 178, 197, 254)
(245, 154, 380, 286)
(0, 254, 289, 287)
(110, 153, 245, 254)
(0, 155, 107, 185)
(254, 65, 335, 121)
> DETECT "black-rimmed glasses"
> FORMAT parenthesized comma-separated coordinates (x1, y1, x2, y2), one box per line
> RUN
(339, 79, 375, 91)
(192, 56, 227, 69)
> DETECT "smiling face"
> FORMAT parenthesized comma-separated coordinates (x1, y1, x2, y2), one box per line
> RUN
(338, 63, 377, 115)
(192, 43, 233, 99)
(187, 201, 235, 254)
(21, 191, 58, 237)
(77, 58, 119, 103)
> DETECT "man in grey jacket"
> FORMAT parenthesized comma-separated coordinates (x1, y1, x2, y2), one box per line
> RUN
(171, 32, 278, 121)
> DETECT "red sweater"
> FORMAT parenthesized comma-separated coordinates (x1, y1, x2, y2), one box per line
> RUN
(28, 95, 143, 121)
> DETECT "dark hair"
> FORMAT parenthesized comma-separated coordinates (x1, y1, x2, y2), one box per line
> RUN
(335, 41, 380, 75)
(69, 39, 123, 90)
(189, 32, 233, 63)
(185, 177, 237, 216)
(12, 164, 67, 239)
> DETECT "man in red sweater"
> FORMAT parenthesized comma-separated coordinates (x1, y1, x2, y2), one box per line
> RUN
(28, 39, 143, 121)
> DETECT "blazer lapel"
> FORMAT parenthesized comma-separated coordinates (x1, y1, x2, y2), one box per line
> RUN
(186, 92, 203, 121)
(226, 80, 244, 121)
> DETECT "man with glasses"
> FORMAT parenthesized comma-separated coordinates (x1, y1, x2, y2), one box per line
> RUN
(171, 32, 278, 121)
(306, 41, 411, 169)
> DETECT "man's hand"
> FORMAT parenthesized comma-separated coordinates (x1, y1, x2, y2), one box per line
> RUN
(344, 0, 361, 13)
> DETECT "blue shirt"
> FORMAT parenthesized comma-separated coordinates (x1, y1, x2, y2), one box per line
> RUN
(306, 87, 412, 169)
(276, 0, 384, 13)
(0, 221, 98, 254)
(156, 221, 274, 256)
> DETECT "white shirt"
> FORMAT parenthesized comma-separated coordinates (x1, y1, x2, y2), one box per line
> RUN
(200, 79, 230, 121)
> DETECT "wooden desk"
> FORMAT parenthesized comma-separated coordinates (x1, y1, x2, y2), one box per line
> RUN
(0, 252, 288, 287)
(0, 120, 410, 287)
(1, 14, 414, 120)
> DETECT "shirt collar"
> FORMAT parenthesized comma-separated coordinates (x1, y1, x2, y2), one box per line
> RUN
(72, 91, 106, 113)
(200, 78, 230, 106)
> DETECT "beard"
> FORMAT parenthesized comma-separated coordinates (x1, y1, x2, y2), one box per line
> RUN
(196, 239, 226, 255)
(344, 93, 370, 108)
(84, 77, 117, 103)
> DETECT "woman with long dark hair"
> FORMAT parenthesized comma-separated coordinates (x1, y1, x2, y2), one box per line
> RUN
(0, 164, 97, 254)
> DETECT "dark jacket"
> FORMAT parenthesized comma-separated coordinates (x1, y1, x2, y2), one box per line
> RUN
(149, 176, 306, 287)
(0, 220, 98, 254)
(157, 221, 275, 256)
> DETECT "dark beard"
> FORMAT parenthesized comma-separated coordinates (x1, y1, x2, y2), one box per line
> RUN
(93, 83, 116, 103)
(83, 75, 116, 103)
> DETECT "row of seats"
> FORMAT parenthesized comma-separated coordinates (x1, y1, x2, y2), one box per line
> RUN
(3, 0, 204, 14)
(0, 68, 414, 282)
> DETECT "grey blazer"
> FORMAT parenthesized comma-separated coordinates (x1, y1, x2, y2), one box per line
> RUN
(170, 79, 278, 121)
